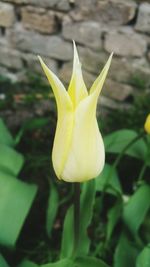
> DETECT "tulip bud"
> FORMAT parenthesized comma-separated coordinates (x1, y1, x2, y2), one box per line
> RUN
(38, 42, 112, 182)
(144, 114, 150, 134)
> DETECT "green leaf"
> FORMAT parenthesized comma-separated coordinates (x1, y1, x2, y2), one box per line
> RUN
(0, 118, 14, 147)
(46, 182, 59, 238)
(41, 259, 74, 267)
(41, 257, 109, 267)
(18, 260, 38, 267)
(136, 245, 150, 267)
(104, 129, 147, 160)
(60, 180, 96, 258)
(114, 233, 139, 267)
(106, 198, 123, 241)
(75, 256, 110, 267)
(95, 163, 122, 195)
(0, 144, 24, 176)
(0, 254, 10, 267)
(0, 171, 37, 247)
(60, 206, 74, 259)
(123, 184, 150, 235)
(23, 117, 50, 131)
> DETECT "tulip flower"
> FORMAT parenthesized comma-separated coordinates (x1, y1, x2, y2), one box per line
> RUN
(144, 114, 150, 134)
(38, 42, 112, 182)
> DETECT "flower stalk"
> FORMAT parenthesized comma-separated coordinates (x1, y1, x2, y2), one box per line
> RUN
(73, 183, 80, 258)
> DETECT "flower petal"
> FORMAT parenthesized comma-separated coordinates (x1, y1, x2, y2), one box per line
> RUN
(90, 53, 113, 101)
(61, 95, 105, 182)
(68, 41, 88, 108)
(38, 56, 72, 112)
(52, 109, 74, 179)
(38, 56, 74, 179)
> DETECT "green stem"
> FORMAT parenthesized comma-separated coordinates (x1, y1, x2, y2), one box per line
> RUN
(137, 163, 147, 184)
(72, 183, 80, 258)
(113, 131, 145, 169)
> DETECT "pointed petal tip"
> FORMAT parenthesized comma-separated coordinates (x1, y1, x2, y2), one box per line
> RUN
(100, 52, 113, 74)
(37, 55, 43, 66)
(37, 55, 41, 60)
(108, 52, 114, 64)
(107, 52, 113, 64)
(89, 52, 113, 96)
(73, 40, 78, 58)
(38, 56, 50, 73)
(72, 40, 76, 49)
(72, 39, 81, 68)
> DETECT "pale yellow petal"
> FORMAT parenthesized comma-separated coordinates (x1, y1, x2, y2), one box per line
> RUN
(68, 41, 88, 108)
(52, 110, 74, 179)
(61, 95, 105, 182)
(144, 114, 150, 134)
(38, 56, 74, 179)
(38, 56, 72, 112)
(90, 53, 113, 99)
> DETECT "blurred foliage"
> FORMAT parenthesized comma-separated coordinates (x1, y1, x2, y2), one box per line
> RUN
(101, 92, 150, 133)
(129, 74, 148, 90)
(0, 74, 53, 111)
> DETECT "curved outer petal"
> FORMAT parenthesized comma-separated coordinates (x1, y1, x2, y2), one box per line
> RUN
(52, 110, 74, 179)
(61, 94, 105, 182)
(90, 53, 113, 101)
(38, 56, 74, 179)
(68, 41, 88, 108)
(38, 56, 72, 112)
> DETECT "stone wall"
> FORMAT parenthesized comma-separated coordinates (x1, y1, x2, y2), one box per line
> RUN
(0, 0, 150, 110)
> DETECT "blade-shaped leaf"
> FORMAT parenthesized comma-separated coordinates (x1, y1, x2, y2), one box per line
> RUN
(123, 184, 150, 235)
(18, 260, 38, 267)
(60, 180, 96, 258)
(95, 163, 122, 195)
(75, 256, 110, 267)
(106, 198, 123, 241)
(0, 118, 14, 147)
(136, 245, 150, 267)
(0, 254, 10, 267)
(104, 129, 147, 160)
(0, 171, 37, 247)
(0, 144, 24, 176)
(114, 233, 139, 267)
(46, 182, 59, 238)
(60, 206, 73, 259)
(41, 259, 74, 267)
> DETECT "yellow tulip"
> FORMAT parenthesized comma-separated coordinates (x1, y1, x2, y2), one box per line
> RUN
(144, 114, 150, 134)
(38, 42, 112, 182)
